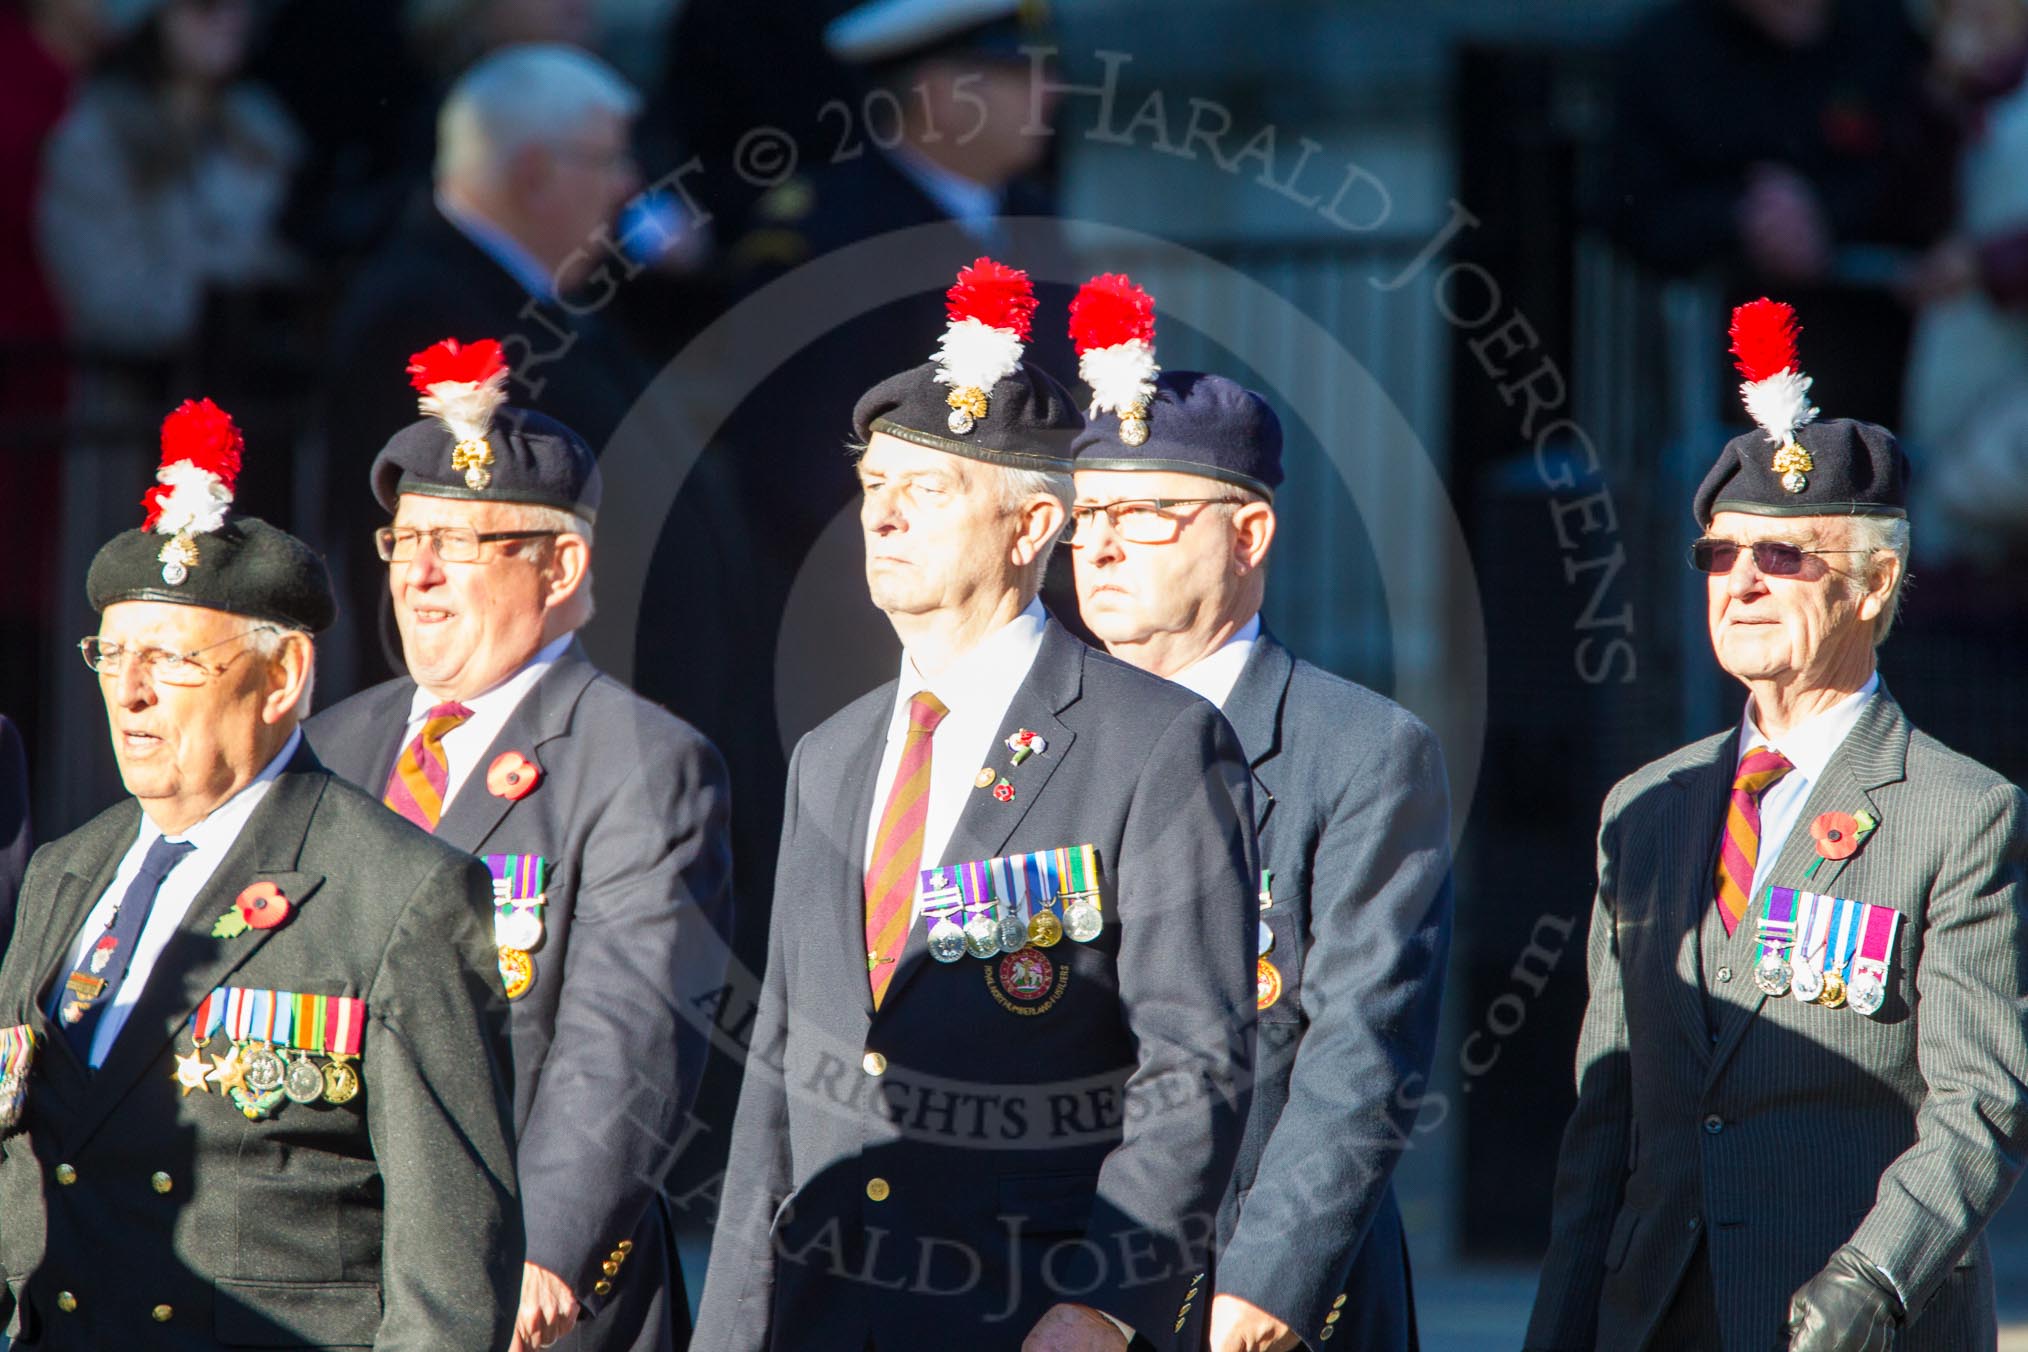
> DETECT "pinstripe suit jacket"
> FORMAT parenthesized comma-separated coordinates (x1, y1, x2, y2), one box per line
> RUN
(1526, 689, 2028, 1351)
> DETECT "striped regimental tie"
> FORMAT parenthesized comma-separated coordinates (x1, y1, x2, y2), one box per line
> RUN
(1714, 744, 1795, 935)
(382, 701, 474, 832)
(864, 691, 949, 1008)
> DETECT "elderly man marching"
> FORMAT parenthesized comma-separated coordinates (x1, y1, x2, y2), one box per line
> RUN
(696, 259, 1260, 1352)
(306, 338, 734, 1352)
(0, 401, 520, 1348)
(1063, 276, 1453, 1352)
(1526, 300, 2028, 1352)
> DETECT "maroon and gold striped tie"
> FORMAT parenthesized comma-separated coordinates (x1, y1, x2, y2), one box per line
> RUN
(382, 701, 473, 832)
(864, 691, 948, 1007)
(1714, 744, 1795, 935)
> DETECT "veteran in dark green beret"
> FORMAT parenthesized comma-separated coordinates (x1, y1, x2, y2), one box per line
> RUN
(0, 400, 521, 1350)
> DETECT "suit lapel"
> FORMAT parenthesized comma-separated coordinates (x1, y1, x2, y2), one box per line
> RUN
(1658, 734, 1740, 1066)
(433, 647, 598, 854)
(1707, 692, 1909, 1081)
(24, 827, 134, 1099)
(71, 755, 331, 1150)
(1220, 632, 1292, 836)
(877, 623, 1084, 1016)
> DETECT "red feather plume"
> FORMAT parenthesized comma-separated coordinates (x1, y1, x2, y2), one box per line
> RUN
(1729, 298, 1802, 383)
(945, 258, 1036, 340)
(158, 398, 243, 483)
(1069, 273, 1155, 355)
(140, 484, 172, 531)
(407, 337, 508, 393)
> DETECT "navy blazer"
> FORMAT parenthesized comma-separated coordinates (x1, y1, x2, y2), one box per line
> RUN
(696, 619, 1260, 1350)
(308, 642, 733, 1352)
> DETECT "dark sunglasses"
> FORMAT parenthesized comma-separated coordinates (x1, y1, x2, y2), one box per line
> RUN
(1688, 538, 1870, 576)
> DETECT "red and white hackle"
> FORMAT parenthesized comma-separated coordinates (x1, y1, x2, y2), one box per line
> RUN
(408, 337, 509, 490)
(145, 398, 243, 585)
(933, 258, 1038, 435)
(1728, 298, 1819, 494)
(1070, 273, 1159, 447)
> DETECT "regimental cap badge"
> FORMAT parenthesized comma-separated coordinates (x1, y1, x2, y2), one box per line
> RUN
(1070, 273, 1159, 447)
(1729, 299, 1821, 495)
(407, 337, 510, 491)
(933, 257, 1038, 436)
(144, 399, 244, 585)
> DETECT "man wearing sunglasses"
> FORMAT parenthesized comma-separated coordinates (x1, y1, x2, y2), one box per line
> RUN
(1068, 371, 1453, 1352)
(0, 403, 520, 1348)
(1527, 409, 2028, 1352)
(306, 360, 733, 1352)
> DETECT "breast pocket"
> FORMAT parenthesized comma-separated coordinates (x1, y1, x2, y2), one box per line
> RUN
(215, 1277, 383, 1348)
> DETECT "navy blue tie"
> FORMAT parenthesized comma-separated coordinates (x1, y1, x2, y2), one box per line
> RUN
(56, 836, 196, 1064)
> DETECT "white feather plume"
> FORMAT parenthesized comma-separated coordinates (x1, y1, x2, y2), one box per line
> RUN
(1079, 339, 1159, 419)
(418, 372, 509, 445)
(1740, 369, 1818, 448)
(932, 318, 1024, 395)
(152, 460, 231, 537)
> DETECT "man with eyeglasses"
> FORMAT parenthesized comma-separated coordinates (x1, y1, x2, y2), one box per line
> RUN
(1067, 369, 1452, 1352)
(1527, 305, 2028, 1352)
(306, 348, 732, 1352)
(0, 400, 520, 1348)
(697, 262, 1257, 1352)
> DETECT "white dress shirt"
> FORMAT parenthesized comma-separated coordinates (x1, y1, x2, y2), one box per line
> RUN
(1737, 671, 1881, 903)
(59, 727, 302, 1067)
(400, 634, 572, 813)
(1166, 614, 1262, 711)
(862, 600, 1047, 914)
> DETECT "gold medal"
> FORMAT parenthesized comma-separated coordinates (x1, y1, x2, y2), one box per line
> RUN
(1818, 971, 1847, 1008)
(499, 947, 535, 1000)
(322, 1055, 361, 1105)
(1027, 910, 1063, 948)
(973, 767, 997, 789)
(1256, 958, 1283, 1011)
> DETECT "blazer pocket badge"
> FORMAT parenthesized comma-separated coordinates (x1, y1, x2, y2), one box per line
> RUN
(1752, 886, 1902, 1016)
(488, 854, 548, 1000)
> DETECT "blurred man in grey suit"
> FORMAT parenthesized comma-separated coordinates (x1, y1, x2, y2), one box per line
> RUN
(697, 261, 1258, 1352)
(1067, 347, 1452, 1352)
(1527, 303, 2028, 1352)
(306, 340, 733, 1352)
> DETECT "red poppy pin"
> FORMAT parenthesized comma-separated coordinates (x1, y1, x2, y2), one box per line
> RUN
(212, 881, 291, 938)
(1803, 809, 1878, 877)
(488, 751, 541, 801)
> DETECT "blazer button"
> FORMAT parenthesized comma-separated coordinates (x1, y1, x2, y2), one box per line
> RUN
(1319, 1326, 1335, 1341)
(866, 1177, 891, 1202)
(1688, 1216, 1702, 1232)
(56, 1291, 78, 1313)
(610, 1250, 627, 1264)
(602, 1260, 620, 1277)
(54, 1163, 77, 1185)
(1717, 966, 1733, 983)
(862, 1051, 887, 1076)
(152, 1304, 174, 1323)
(593, 1280, 613, 1297)
(1703, 1114, 1725, 1135)
(1325, 1310, 1342, 1324)
(151, 1171, 173, 1195)
(617, 1240, 633, 1255)
(1333, 1294, 1348, 1310)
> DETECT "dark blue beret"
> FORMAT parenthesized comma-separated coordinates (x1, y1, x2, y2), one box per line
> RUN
(1694, 417, 1909, 527)
(89, 516, 337, 633)
(1070, 371, 1283, 496)
(853, 359, 1083, 472)
(371, 406, 601, 519)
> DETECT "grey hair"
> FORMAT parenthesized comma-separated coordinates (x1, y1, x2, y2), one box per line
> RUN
(1848, 515, 1912, 645)
(436, 44, 640, 191)
(997, 464, 1074, 583)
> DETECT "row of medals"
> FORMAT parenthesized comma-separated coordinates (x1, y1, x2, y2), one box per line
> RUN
(194, 1034, 361, 1119)
(928, 891, 1102, 963)
(1753, 947, 1884, 1014)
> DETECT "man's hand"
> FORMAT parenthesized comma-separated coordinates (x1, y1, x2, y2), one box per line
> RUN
(1022, 1301, 1129, 1352)
(507, 1261, 581, 1352)
(1782, 1246, 1902, 1352)
(1210, 1292, 1302, 1352)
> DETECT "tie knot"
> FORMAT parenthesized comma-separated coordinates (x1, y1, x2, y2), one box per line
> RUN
(425, 700, 473, 725)
(1734, 745, 1795, 795)
(908, 691, 949, 734)
(141, 836, 196, 879)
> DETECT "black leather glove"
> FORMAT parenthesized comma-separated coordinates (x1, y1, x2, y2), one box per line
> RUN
(1782, 1245, 1904, 1352)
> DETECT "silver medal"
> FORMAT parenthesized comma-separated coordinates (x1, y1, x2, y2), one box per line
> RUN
(1848, 971, 1885, 1016)
(1258, 920, 1275, 957)
(998, 911, 1028, 955)
(495, 907, 543, 952)
(927, 920, 967, 964)
(1791, 963, 1825, 1003)
(1752, 953, 1792, 997)
(284, 1054, 326, 1105)
(963, 914, 1001, 959)
(243, 1045, 288, 1095)
(1064, 899, 1103, 943)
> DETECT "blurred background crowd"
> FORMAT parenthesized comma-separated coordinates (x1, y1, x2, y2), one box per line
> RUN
(4, 0, 2028, 1336)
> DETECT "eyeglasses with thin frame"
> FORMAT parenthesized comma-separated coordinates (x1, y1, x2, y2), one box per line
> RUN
(1068, 497, 1248, 547)
(375, 526, 558, 563)
(80, 626, 278, 687)
(1688, 538, 1872, 577)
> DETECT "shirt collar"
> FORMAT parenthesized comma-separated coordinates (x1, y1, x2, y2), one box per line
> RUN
(893, 599, 1047, 725)
(1168, 614, 1263, 710)
(436, 190, 558, 301)
(407, 634, 574, 727)
(154, 726, 303, 852)
(1738, 671, 1881, 782)
(882, 145, 1003, 238)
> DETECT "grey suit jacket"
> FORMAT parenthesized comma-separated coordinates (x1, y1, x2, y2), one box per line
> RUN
(1526, 690, 2028, 1351)
(306, 641, 733, 1350)
(695, 619, 1259, 1351)
(1211, 634, 1452, 1351)
(0, 744, 520, 1351)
